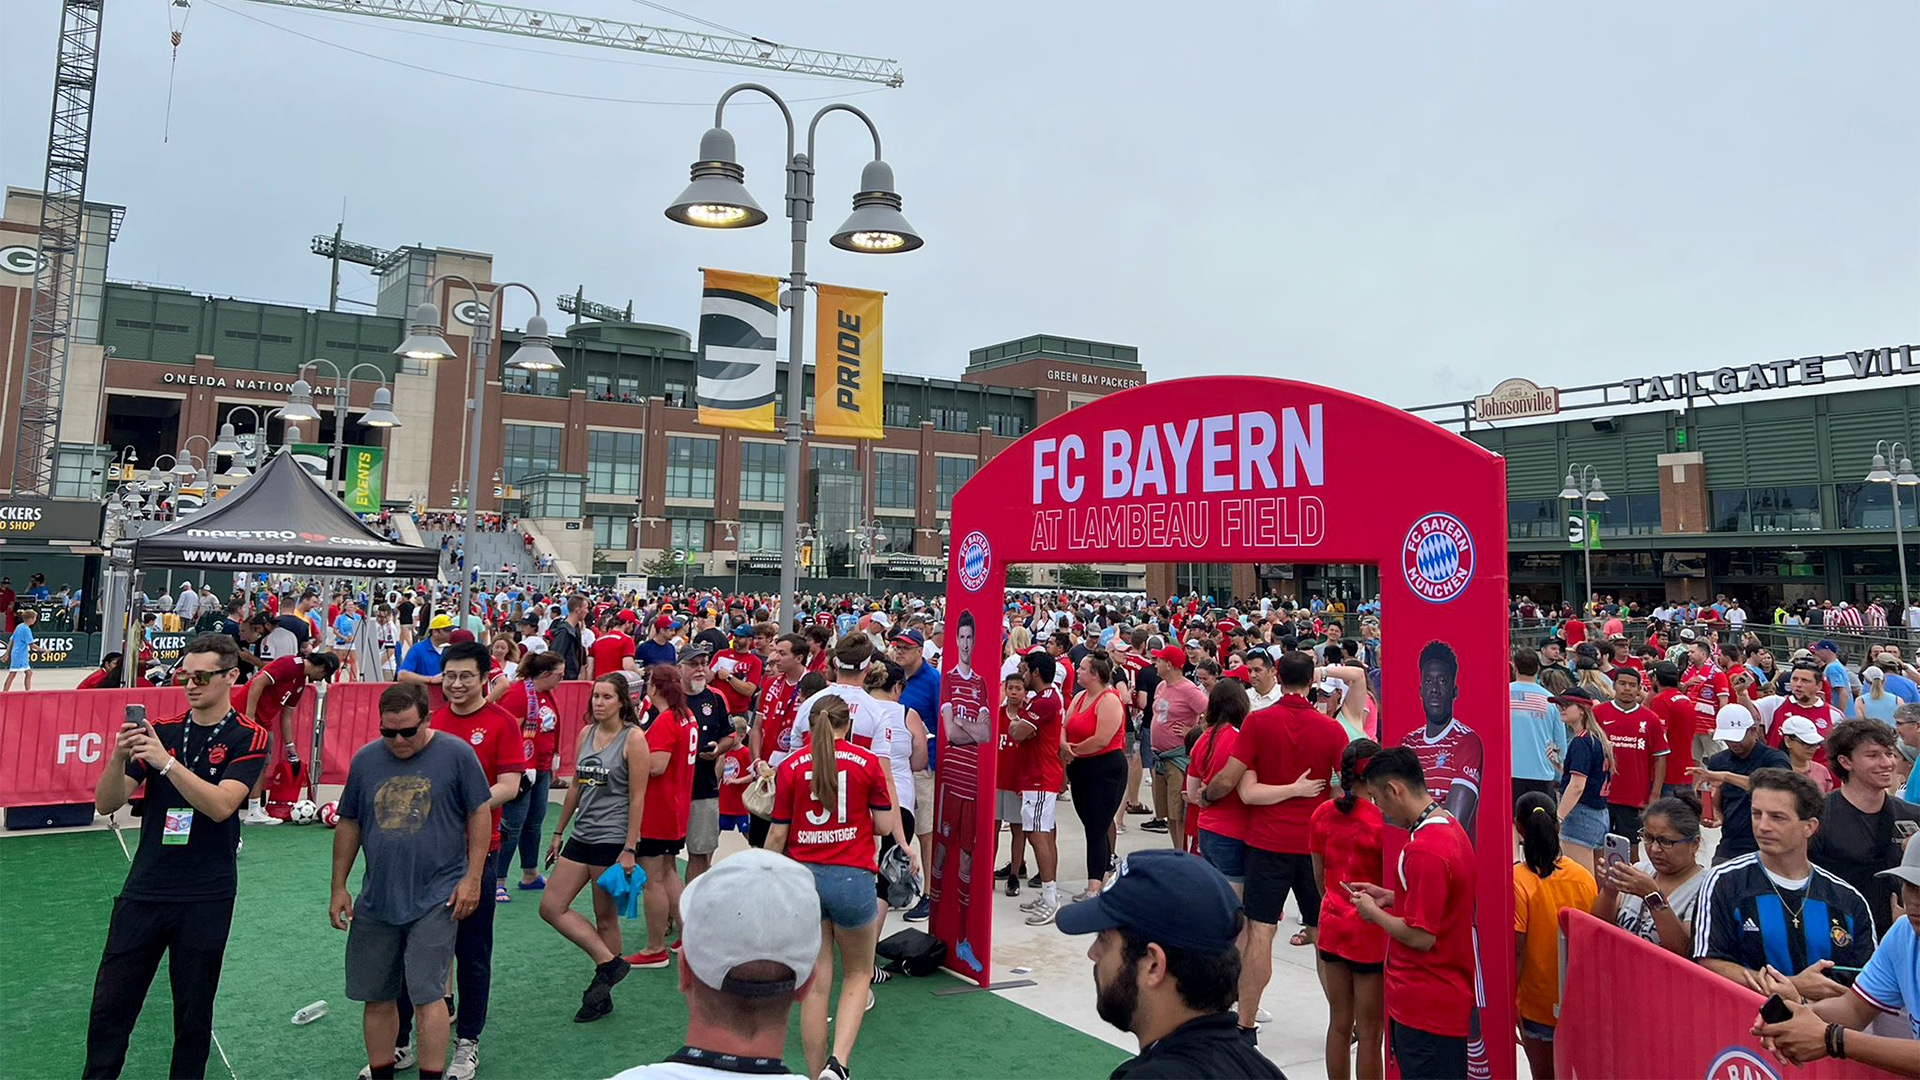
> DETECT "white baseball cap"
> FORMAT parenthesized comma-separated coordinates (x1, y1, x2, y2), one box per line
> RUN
(1777, 715, 1824, 745)
(1865, 666, 1886, 683)
(678, 849, 820, 997)
(1711, 702, 1757, 742)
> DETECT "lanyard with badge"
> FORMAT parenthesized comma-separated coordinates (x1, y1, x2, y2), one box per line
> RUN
(163, 711, 230, 845)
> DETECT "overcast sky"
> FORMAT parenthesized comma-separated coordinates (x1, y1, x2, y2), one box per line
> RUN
(4, 1, 1915, 405)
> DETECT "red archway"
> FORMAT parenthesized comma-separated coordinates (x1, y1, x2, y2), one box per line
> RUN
(930, 376, 1513, 1077)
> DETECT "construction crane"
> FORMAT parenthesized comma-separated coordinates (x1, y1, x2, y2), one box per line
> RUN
(557, 286, 633, 323)
(243, 0, 904, 85)
(12, 0, 899, 492)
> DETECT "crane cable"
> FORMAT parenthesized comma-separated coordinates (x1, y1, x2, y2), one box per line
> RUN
(165, 0, 193, 143)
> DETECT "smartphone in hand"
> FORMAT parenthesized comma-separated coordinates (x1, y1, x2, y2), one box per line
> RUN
(1758, 993, 1793, 1025)
(1601, 832, 1633, 869)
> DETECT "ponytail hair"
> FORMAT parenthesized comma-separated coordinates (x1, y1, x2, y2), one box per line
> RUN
(1336, 738, 1381, 814)
(808, 695, 852, 811)
(1517, 790, 1561, 878)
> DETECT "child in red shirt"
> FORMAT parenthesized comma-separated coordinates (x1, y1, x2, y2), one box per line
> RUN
(1308, 738, 1387, 1080)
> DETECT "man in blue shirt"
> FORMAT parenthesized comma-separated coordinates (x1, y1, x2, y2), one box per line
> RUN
(888, 627, 941, 922)
(397, 614, 452, 686)
(633, 614, 680, 671)
(1812, 639, 1854, 717)
(1508, 648, 1564, 808)
(1870, 647, 1920, 705)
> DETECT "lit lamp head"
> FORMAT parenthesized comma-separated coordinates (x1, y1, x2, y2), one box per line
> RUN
(1898, 457, 1920, 487)
(281, 377, 323, 423)
(1867, 453, 1894, 484)
(394, 303, 457, 362)
(1586, 475, 1608, 502)
(1558, 472, 1581, 500)
(211, 423, 241, 458)
(508, 315, 564, 372)
(664, 128, 768, 229)
(829, 159, 923, 253)
(362, 385, 402, 428)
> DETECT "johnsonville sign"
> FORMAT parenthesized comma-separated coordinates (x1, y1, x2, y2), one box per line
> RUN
(1474, 378, 1560, 421)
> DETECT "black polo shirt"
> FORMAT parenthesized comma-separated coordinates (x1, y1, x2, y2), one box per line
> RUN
(686, 687, 731, 800)
(1111, 1012, 1287, 1079)
(122, 709, 270, 904)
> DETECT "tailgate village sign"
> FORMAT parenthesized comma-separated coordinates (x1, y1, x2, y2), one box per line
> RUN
(934, 375, 1517, 1079)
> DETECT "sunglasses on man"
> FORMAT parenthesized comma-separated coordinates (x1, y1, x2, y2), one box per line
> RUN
(381, 722, 424, 739)
(176, 667, 235, 687)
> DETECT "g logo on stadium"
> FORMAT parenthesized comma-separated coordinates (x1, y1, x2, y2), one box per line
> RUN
(957, 530, 992, 593)
(1402, 512, 1475, 604)
(451, 300, 492, 326)
(1, 246, 45, 275)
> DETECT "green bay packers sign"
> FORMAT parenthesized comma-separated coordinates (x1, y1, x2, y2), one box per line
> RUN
(0, 497, 107, 543)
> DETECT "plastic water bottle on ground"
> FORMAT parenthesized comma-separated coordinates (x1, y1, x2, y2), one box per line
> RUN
(291, 1000, 328, 1025)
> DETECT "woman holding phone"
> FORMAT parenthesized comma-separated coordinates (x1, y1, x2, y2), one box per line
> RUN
(539, 674, 648, 1023)
(1593, 790, 1705, 957)
(1308, 738, 1385, 1080)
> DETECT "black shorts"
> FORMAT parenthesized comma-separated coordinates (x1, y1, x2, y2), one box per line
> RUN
(1607, 804, 1643, 842)
(562, 838, 626, 867)
(1242, 846, 1319, 927)
(1318, 948, 1384, 975)
(635, 836, 685, 859)
(1512, 778, 1558, 811)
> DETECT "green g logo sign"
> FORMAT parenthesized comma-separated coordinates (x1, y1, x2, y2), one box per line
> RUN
(451, 300, 492, 326)
(0, 246, 44, 276)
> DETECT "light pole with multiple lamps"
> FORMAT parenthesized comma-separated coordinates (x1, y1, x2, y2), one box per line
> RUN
(278, 359, 403, 488)
(664, 82, 922, 625)
(848, 519, 888, 595)
(1866, 441, 1918, 613)
(392, 278, 562, 626)
(1558, 464, 1608, 617)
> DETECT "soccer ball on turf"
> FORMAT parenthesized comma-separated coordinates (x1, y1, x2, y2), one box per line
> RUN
(319, 801, 339, 828)
(288, 799, 318, 825)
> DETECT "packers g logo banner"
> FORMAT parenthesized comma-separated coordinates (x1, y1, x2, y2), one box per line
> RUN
(695, 269, 780, 432)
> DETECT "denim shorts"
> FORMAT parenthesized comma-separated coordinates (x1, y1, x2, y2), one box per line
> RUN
(1520, 1018, 1555, 1042)
(806, 863, 878, 929)
(1561, 803, 1609, 849)
(1196, 828, 1247, 881)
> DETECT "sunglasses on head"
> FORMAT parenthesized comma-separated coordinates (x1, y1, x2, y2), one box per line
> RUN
(381, 723, 424, 739)
(177, 667, 235, 686)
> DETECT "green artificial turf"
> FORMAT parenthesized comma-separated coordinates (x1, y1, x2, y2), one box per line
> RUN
(0, 824, 1125, 1079)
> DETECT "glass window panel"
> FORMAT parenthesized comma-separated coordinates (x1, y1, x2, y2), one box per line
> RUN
(738, 520, 783, 551)
(586, 430, 640, 496)
(936, 457, 976, 512)
(1710, 489, 1748, 533)
(1837, 482, 1920, 530)
(873, 451, 916, 511)
(669, 518, 707, 553)
(738, 442, 786, 503)
(592, 514, 628, 549)
(1749, 485, 1821, 533)
(810, 446, 855, 473)
(1508, 498, 1560, 539)
(502, 425, 562, 485)
(885, 400, 914, 427)
(666, 437, 716, 500)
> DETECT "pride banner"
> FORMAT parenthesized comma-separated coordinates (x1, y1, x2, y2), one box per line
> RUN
(813, 283, 884, 439)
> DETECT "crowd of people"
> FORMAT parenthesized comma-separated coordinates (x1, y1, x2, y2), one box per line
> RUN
(72, 573, 1920, 1079)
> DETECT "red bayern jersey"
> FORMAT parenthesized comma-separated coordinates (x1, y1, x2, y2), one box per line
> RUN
(1592, 701, 1669, 809)
(1020, 686, 1066, 793)
(1562, 618, 1587, 647)
(1683, 663, 1730, 721)
(233, 655, 308, 724)
(1401, 719, 1485, 834)
(1310, 797, 1387, 965)
(1648, 687, 1697, 778)
(716, 746, 753, 817)
(501, 679, 561, 769)
(758, 673, 805, 762)
(941, 663, 993, 772)
(642, 707, 698, 840)
(587, 630, 633, 678)
(773, 739, 892, 872)
(1231, 695, 1348, 854)
(1386, 810, 1477, 1038)
(1190, 723, 1249, 841)
(710, 648, 763, 716)
(1765, 697, 1844, 758)
(429, 702, 527, 852)
(996, 701, 1026, 792)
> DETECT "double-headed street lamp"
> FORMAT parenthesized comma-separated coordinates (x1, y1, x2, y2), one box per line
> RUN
(665, 82, 923, 625)
(392, 277, 561, 625)
(279, 359, 402, 487)
(1866, 441, 1919, 612)
(1558, 464, 1609, 618)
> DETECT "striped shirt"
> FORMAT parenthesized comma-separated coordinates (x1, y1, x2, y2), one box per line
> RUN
(1694, 852, 1876, 978)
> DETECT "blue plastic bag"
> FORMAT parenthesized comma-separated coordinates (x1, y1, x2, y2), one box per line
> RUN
(595, 862, 646, 919)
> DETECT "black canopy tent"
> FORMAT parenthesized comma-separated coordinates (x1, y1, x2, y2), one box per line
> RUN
(130, 451, 439, 577)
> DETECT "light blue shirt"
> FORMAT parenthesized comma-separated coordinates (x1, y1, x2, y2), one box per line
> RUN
(1509, 679, 1566, 783)
(1861, 689, 1900, 725)
(1854, 914, 1920, 1038)
(1886, 672, 1920, 705)
(1824, 660, 1852, 704)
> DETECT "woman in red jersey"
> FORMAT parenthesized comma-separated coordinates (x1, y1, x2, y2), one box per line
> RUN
(623, 662, 699, 969)
(1309, 738, 1386, 1080)
(769, 694, 905, 1080)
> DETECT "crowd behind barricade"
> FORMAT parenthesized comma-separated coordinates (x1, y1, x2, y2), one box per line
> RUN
(70, 576, 1920, 1079)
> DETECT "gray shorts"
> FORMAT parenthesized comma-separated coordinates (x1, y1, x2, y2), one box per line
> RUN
(686, 798, 721, 856)
(345, 907, 457, 1004)
(995, 789, 1023, 823)
(912, 771, 935, 836)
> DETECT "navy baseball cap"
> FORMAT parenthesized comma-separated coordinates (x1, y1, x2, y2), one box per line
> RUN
(890, 628, 926, 648)
(1813, 639, 1839, 653)
(1056, 850, 1241, 953)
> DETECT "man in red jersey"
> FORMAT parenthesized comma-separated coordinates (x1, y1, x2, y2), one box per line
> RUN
(1352, 746, 1477, 1080)
(1682, 638, 1732, 767)
(627, 659, 700, 969)
(398, 640, 524, 1080)
(234, 650, 338, 824)
(1644, 662, 1698, 800)
(586, 610, 635, 679)
(752, 633, 811, 767)
(1010, 650, 1066, 925)
(1593, 666, 1670, 859)
(708, 623, 764, 722)
(1200, 649, 1347, 1039)
(1753, 662, 1847, 758)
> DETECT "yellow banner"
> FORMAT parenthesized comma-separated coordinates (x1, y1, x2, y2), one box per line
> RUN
(696, 269, 780, 432)
(813, 283, 884, 440)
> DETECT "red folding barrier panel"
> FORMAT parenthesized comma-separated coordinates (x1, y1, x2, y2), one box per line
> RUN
(0, 688, 189, 806)
(1556, 908, 1900, 1080)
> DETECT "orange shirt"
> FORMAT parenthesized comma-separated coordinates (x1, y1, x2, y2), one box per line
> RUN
(1512, 856, 1598, 1027)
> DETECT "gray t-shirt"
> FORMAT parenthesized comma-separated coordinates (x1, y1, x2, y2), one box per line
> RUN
(339, 732, 490, 925)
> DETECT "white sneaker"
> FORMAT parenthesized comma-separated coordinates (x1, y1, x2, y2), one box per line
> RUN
(241, 808, 280, 825)
(1255, 1008, 1273, 1024)
(447, 1037, 479, 1080)
(1019, 895, 1046, 911)
(356, 1045, 414, 1079)
(1023, 900, 1058, 926)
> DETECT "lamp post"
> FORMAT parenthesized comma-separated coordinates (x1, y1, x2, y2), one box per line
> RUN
(281, 359, 403, 489)
(665, 83, 922, 627)
(1558, 464, 1609, 618)
(1866, 440, 1919, 613)
(848, 519, 887, 596)
(392, 277, 561, 626)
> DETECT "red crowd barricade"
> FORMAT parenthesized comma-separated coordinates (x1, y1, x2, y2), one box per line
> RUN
(316, 679, 599, 784)
(0, 688, 190, 807)
(1556, 908, 1901, 1080)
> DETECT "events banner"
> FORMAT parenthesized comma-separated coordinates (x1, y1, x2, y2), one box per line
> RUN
(812, 283, 884, 440)
(695, 269, 779, 432)
(1556, 909, 1900, 1080)
(344, 447, 385, 513)
(936, 374, 1514, 1078)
